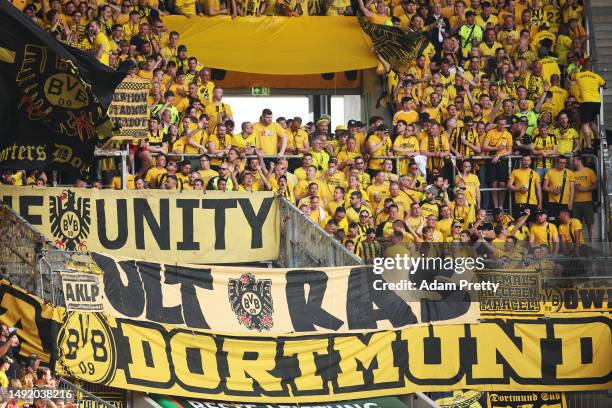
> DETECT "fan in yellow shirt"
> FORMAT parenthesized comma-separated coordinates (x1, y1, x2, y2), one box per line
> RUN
(90, 22, 111, 65)
(508, 156, 542, 214)
(557, 208, 584, 252)
(392, 121, 421, 175)
(285, 117, 310, 155)
(231, 122, 258, 154)
(543, 156, 574, 213)
(204, 87, 233, 134)
(529, 210, 559, 252)
(253, 109, 287, 157)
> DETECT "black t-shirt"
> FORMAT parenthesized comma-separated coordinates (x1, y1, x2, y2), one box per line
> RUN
(130, 34, 150, 53)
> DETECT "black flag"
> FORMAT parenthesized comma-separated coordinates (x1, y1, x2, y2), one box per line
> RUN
(0, 2, 127, 179)
(359, 16, 430, 75)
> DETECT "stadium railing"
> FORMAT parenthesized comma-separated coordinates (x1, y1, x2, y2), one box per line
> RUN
(278, 197, 363, 267)
(585, 0, 611, 241)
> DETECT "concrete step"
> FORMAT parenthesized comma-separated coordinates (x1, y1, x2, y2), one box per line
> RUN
(594, 54, 612, 64)
(594, 39, 612, 48)
(596, 47, 612, 56)
(591, 0, 612, 7)
(593, 14, 612, 24)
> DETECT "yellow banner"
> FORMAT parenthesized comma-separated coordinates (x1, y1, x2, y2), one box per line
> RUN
(0, 187, 279, 263)
(1, 281, 610, 402)
(76, 253, 480, 334)
(477, 270, 611, 317)
(108, 77, 150, 139)
(161, 16, 377, 75)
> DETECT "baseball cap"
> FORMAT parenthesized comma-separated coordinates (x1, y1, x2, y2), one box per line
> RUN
(335, 125, 348, 133)
(465, 10, 475, 17)
(536, 209, 548, 216)
(518, 116, 529, 124)
(425, 185, 436, 194)
(355, 121, 364, 127)
(347, 119, 357, 127)
(376, 124, 389, 132)
(177, 45, 187, 52)
(539, 122, 549, 128)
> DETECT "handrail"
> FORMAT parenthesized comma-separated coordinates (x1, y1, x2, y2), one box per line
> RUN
(58, 377, 116, 408)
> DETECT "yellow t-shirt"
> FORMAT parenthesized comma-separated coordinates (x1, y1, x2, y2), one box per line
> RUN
(208, 133, 232, 165)
(484, 128, 513, 156)
(420, 201, 439, 219)
(286, 128, 309, 153)
(573, 167, 597, 202)
(558, 218, 584, 245)
(529, 222, 558, 246)
(366, 183, 389, 214)
(509, 168, 539, 205)
(145, 167, 167, 188)
(455, 173, 480, 205)
(198, 81, 215, 104)
(175, 0, 197, 15)
(393, 135, 420, 175)
(231, 133, 258, 150)
(392, 110, 419, 125)
(367, 134, 392, 171)
(94, 32, 110, 65)
(111, 174, 135, 190)
(436, 218, 454, 241)
(204, 102, 233, 133)
(198, 169, 219, 186)
(183, 130, 208, 154)
(254, 122, 286, 156)
(533, 135, 558, 169)
(574, 71, 606, 103)
(544, 168, 574, 204)
(170, 136, 188, 154)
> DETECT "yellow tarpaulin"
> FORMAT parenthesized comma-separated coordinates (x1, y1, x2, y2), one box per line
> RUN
(161, 16, 378, 75)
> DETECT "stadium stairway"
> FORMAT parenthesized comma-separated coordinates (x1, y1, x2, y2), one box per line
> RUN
(591, 0, 612, 126)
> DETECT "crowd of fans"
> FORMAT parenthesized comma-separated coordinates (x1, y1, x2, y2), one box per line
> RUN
(0, 324, 75, 408)
(4, 0, 607, 268)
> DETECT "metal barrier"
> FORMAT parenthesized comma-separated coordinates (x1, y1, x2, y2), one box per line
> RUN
(58, 377, 120, 408)
(278, 197, 363, 267)
(0, 204, 51, 296)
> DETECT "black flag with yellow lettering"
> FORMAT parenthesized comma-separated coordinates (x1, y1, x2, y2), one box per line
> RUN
(358, 16, 430, 74)
(0, 2, 127, 179)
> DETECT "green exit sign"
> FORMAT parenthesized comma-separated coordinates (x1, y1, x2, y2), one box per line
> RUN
(251, 87, 270, 96)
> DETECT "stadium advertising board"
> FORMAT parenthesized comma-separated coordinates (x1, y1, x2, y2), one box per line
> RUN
(0, 187, 279, 263)
(65, 252, 481, 333)
(0, 281, 610, 402)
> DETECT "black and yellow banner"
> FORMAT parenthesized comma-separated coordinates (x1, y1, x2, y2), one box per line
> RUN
(0, 2, 127, 178)
(109, 77, 150, 139)
(477, 270, 611, 317)
(0, 187, 279, 263)
(0, 281, 609, 403)
(540, 286, 611, 314)
(78, 253, 480, 334)
(487, 392, 566, 408)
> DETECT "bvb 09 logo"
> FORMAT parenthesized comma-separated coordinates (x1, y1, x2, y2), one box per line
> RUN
(49, 190, 91, 251)
(56, 312, 116, 384)
(228, 274, 273, 331)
